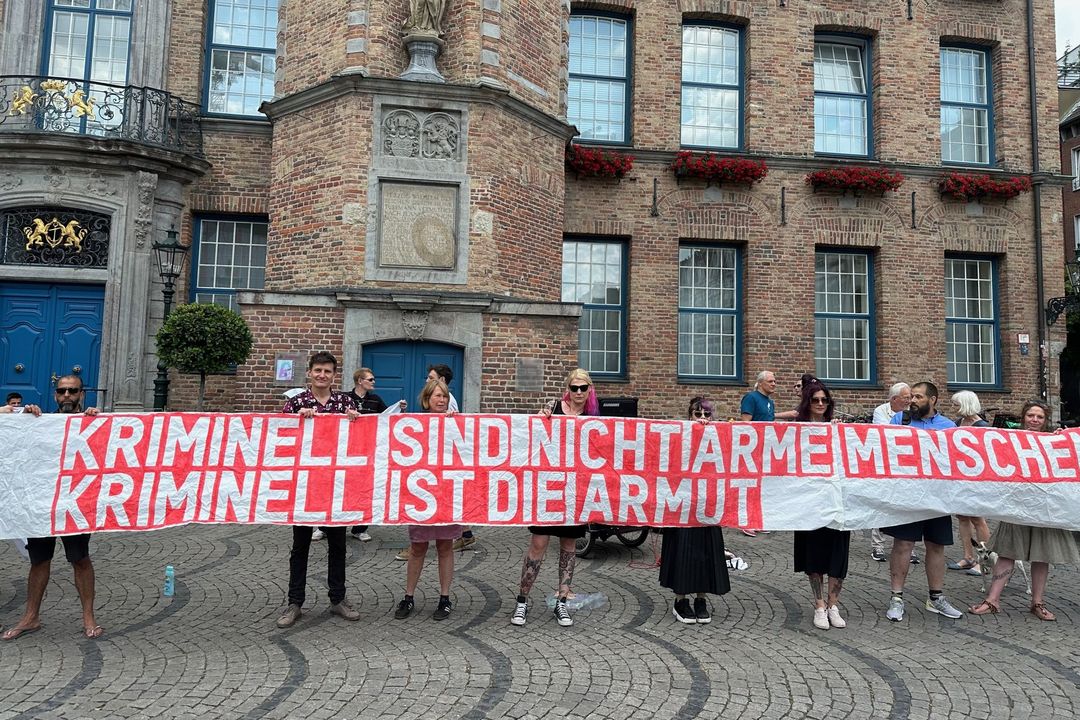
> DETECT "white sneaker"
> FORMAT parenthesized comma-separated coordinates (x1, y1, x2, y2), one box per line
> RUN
(510, 600, 528, 626)
(357, 531, 372, 542)
(827, 605, 846, 628)
(926, 595, 963, 619)
(554, 599, 573, 627)
(886, 595, 905, 622)
(813, 607, 829, 630)
(311, 529, 325, 541)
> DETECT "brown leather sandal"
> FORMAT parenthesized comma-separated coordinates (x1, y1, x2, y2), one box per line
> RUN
(969, 599, 999, 615)
(1030, 603, 1056, 621)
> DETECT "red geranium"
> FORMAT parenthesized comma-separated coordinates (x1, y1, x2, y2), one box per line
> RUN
(670, 151, 768, 184)
(565, 144, 634, 179)
(806, 167, 905, 194)
(937, 172, 1032, 201)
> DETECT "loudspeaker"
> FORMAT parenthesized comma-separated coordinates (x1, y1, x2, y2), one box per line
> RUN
(598, 396, 638, 418)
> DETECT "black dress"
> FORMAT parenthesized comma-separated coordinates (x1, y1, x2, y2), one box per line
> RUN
(528, 400, 587, 539)
(659, 526, 731, 596)
(793, 527, 850, 578)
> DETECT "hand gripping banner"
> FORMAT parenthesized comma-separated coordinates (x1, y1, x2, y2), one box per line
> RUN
(1, 413, 1079, 539)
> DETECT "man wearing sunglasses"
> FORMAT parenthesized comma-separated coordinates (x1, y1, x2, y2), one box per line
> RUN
(2, 375, 103, 641)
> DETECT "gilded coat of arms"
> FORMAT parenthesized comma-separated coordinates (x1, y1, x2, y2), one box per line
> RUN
(23, 217, 88, 252)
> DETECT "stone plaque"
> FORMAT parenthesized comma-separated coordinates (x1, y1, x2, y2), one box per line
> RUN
(515, 357, 545, 393)
(378, 182, 457, 269)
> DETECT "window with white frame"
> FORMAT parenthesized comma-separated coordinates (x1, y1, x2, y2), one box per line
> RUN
(945, 257, 998, 386)
(680, 24, 742, 149)
(206, 0, 278, 116)
(814, 37, 870, 157)
(1074, 215, 1080, 253)
(1072, 147, 1080, 190)
(568, 14, 630, 143)
(562, 239, 625, 375)
(940, 46, 992, 165)
(193, 218, 268, 310)
(678, 245, 739, 379)
(814, 251, 873, 382)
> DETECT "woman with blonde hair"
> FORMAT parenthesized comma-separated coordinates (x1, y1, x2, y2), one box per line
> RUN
(510, 368, 596, 628)
(947, 390, 991, 575)
(394, 379, 460, 622)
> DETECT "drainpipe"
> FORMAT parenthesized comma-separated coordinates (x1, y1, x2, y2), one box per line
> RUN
(1026, 0, 1048, 400)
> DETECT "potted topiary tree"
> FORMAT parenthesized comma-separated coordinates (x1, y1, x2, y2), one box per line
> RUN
(155, 303, 254, 410)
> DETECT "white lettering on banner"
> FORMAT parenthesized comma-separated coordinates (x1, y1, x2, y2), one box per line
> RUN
(9, 413, 1080, 540)
(254, 470, 289, 523)
(730, 425, 758, 474)
(579, 472, 613, 523)
(654, 476, 692, 525)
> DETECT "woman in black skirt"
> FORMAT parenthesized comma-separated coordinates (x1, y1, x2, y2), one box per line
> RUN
(659, 396, 731, 624)
(792, 379, 850, 630)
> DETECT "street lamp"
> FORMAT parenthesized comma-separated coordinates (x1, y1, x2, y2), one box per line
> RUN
(152, 227, 189, 410)
(1046, 260, 1080, 327)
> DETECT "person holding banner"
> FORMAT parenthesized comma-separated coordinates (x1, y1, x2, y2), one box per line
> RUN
(970, 401, 1080, 620)
(347, 367, 386, 543)
(948, 391, 991, 575)
(2, 375, 103, 641)
(883, 381, 964, 622)
(276, 352, 363, 629)
(792, 380, 850, 630)
(395, 379, 460, 621)
(510, 368, 597, 628)
(659, 397, 730, 624)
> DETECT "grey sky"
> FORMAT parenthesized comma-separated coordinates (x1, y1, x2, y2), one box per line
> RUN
(1059, 1, 1080, 57)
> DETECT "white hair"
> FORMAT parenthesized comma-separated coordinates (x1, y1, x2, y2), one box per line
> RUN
(951, 390, 982, 417)
(753, 370, 772, 390)
(887, 382, 910, 400)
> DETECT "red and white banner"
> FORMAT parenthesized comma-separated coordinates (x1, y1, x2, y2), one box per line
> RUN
(1, 413, 1079, 539)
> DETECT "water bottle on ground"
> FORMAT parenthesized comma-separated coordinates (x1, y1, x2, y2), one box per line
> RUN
(163, 565, 175, 597)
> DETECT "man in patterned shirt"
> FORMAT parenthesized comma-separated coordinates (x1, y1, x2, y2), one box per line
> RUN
(276, 351, 363, 628)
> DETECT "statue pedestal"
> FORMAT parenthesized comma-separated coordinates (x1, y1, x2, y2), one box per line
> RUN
(400, 34, 446, 83)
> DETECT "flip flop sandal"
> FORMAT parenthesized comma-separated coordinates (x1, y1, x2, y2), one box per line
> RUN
(1030, 604, 1056, 621)
(969, 600, 999, 615)
(83, 625, 104, 639)
(2, 625, 42, 641)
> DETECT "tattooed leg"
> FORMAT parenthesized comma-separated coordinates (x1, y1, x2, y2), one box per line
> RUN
(557, 538, 577, 596)
(983, 556, 1014, 605)
(808, 573, 825, 608)
(827, 576, 844, 607)
(519, 555, 543, 597)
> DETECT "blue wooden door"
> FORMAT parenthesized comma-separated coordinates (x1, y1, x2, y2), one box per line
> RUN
(362, 340, 464, 410)
(0, 282, 104, 411)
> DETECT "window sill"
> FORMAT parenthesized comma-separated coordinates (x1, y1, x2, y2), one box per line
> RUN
(677, 376, 747, 387)
(818, 380, 882, 390)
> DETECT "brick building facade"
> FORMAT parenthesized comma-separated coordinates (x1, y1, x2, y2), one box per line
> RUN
(0, 0, 1068, 421)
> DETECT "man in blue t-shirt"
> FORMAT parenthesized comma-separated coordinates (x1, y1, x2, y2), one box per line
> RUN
(740, 370, 777, 421)
(881, 381, 963, 623)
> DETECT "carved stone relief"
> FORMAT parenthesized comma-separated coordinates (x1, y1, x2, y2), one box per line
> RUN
(0, 172, 22, 192)
(383, 110, 421, 157)
(133, 171, 157, 248)
(381, 107, 461, 161)
(402, 309, 430, 340)
(422, 112, 459, 160)
(87, 170, 119, 198)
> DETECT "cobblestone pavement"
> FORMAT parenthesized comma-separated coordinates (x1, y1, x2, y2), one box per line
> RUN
(1, 525, 1078, 720)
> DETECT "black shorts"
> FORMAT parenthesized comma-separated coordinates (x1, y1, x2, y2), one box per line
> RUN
(881, 516, 953, 546)
(528, 525, 587, 539)
(26, 534, 92, 566)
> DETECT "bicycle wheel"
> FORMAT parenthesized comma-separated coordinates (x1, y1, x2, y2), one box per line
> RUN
(575, 533, 595, 558)
(615, 528, 649, 548)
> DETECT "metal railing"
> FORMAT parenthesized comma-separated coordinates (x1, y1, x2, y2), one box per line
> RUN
(0, 75, 203, 157)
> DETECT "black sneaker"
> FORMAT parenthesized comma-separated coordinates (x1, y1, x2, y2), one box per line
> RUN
(673, 598, 696, 624)
(693, 598, 711, 624)
(394, 597, 414, 620)
(433, 597, 452, 621)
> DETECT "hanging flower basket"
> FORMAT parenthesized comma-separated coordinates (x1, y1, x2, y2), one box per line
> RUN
(670, 151, 768, 185)
(937, 172, 1032, 201)
(806, 167, 905, 194)
(565, 144, 634, 179)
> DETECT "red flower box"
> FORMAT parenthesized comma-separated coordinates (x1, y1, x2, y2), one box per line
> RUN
(565, 144, 634, 179)
(670, 151, 768, 185)
(806, 167, 905, 194)
(937, 172, 1032, 201)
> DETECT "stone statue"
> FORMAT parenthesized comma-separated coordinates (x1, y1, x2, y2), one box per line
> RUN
(403, 0, 447, 37)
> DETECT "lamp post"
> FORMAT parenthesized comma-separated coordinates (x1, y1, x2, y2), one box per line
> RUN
(152, 228, 189, 411)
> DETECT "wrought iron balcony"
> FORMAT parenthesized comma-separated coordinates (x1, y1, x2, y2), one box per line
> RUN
(0, 75, 203, 157)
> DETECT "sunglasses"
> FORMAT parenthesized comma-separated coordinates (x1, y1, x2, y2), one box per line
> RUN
(811, 397, 829, 405)
(55, 387, 82, 395)
(568, 384, 590, 393)
(692, 410, 712, 418)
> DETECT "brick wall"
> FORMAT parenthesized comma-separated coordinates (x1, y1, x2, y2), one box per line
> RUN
(168, 0, 207, 103)
(479, 313, 580, 413)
